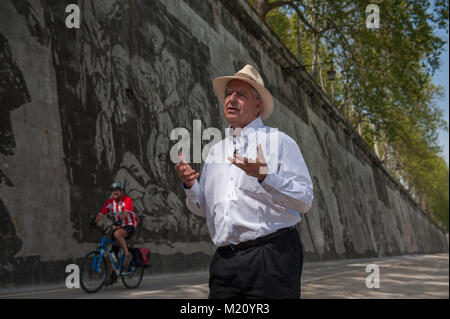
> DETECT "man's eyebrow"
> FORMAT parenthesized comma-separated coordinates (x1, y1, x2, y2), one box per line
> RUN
(225, 88, 249, 95)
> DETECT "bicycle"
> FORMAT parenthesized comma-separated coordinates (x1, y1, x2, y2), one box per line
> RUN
(80, 221, 144, 293)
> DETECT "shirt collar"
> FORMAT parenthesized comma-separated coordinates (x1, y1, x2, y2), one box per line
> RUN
(225, 117, 264, 138)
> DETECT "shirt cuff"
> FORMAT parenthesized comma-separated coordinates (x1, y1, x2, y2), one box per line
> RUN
(183, 180, 201, 199)
(259, 173, 283, 194)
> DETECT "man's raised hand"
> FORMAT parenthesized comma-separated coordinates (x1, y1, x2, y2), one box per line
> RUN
(174, 152, 199, 189)
(228, 144, 268, 181)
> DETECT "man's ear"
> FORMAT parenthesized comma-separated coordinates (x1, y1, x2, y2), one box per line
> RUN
(255, 99, 262, 117)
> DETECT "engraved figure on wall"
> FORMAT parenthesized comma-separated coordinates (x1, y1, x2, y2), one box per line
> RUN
(0, 32, 27, 282)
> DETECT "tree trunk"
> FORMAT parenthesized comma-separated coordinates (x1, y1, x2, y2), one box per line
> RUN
(318, 53, 325, 89)
(311, 33, 320, 79)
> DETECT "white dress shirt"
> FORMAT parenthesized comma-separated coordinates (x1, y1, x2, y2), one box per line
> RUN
(184, 117, 314, 247)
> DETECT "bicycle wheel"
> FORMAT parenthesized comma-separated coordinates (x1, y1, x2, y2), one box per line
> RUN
(121, 260, 144, 289)
(80, 250, 108, 293)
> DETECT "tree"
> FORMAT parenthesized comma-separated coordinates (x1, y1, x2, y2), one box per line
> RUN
(249, 0, 449, 228)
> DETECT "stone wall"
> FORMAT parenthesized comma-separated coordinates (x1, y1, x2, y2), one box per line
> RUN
(0, 0, 447, 291)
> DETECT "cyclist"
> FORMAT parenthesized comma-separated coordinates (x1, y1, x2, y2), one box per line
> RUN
(94, 182, 138, 282)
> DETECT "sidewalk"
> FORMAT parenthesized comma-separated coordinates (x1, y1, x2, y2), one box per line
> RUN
(301, 253, 449, 298)
(0, 253, 448, 299)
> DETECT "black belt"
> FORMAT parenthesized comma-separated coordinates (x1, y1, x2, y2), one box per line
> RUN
(221, 226, 296, 252)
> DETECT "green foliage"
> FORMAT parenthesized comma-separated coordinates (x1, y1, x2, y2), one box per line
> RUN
(249, 0, 449, 229)
(429, 158, 449, 231)
(266, 7, 292, 46)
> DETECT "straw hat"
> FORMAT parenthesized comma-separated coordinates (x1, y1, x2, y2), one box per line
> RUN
(213, 64, 274, 120)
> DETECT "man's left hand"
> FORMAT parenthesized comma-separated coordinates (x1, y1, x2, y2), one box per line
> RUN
(228, 144, 269, 182)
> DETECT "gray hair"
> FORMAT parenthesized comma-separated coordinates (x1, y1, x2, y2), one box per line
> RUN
(251, 87, 261, 101)
(251, 87, 262, 117)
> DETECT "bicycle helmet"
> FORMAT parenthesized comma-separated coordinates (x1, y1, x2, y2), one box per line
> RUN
(110, 182, 124, 191)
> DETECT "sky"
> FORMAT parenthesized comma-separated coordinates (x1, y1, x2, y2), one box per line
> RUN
(433, 30, 449, 165)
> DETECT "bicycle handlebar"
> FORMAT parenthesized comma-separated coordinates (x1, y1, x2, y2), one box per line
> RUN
(89, 215, 120, 235)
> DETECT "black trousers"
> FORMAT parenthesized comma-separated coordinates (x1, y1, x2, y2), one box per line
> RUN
(209, 227, 303, 299)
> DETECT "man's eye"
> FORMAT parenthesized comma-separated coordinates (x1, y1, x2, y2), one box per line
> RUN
(225, 90, 247, 98)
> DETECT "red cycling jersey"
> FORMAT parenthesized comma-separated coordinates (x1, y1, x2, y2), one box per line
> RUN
(99, 195, 138, 228)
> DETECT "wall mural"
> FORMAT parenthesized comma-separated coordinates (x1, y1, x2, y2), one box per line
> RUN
(0, 32, 27, 281)
(4, 0, 219, 252)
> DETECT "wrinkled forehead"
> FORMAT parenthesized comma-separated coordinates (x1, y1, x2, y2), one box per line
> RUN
(225, 79, 254, 92)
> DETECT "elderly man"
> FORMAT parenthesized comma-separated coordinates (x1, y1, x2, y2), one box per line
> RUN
(175, 65, 313, 299)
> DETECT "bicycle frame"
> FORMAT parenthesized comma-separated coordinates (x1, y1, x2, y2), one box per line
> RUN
(91, 235, 135, 275)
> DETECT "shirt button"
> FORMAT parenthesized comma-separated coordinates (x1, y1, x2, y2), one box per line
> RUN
(230, 177, 233, 181)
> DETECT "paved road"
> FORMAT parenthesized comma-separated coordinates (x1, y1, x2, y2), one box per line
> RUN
(1, 253, 448, 299)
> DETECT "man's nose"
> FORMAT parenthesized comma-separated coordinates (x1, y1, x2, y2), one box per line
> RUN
(226, 91, 238, 103)
(229, 91, 237, 98)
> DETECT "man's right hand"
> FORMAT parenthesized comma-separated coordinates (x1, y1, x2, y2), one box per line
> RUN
(174, 152, 199, 189)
